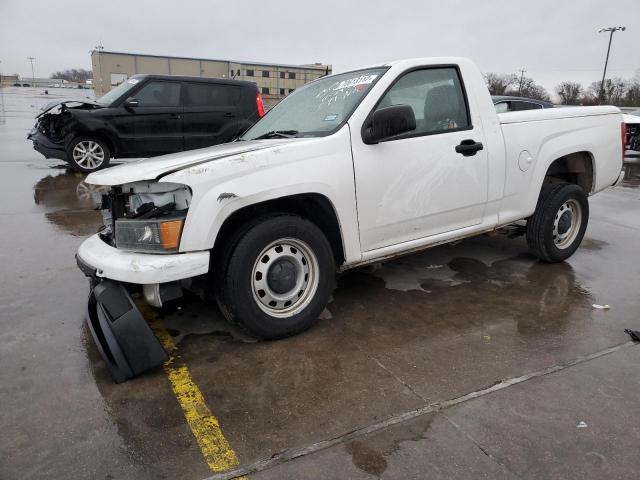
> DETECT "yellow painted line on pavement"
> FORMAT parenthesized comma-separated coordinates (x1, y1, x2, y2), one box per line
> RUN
(138, 301, 246, 476)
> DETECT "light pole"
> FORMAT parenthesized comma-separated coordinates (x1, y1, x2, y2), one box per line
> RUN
(517, 68, 526, 96)
(27, 56, 36, 87)
(597, 26, 625, 104)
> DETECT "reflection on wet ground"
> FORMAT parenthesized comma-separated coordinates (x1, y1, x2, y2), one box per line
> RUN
(2, 87, 640, 479)
(33, 169, 104, 236)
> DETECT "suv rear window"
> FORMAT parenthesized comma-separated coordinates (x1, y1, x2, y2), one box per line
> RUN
(184, 83, 241, 107)
(135, 81, 181, 107)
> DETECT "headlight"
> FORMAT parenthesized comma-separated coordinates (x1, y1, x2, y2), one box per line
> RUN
(115, 217, 185, 253)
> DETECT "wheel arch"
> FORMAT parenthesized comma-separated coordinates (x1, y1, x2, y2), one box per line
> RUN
(66, 130, 118, 157)
(211, 192, 347, 267)
(527, 150, 595, 214)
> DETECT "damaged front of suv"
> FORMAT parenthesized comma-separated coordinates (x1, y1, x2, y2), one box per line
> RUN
(28, 99, 104, 163)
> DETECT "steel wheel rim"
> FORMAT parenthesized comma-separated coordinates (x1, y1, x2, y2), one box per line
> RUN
(251, 238, 319, 318)
(553, 199, 582, 249)
(73, 140, 104, 170)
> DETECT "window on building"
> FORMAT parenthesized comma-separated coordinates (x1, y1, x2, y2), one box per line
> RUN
(288, 72, 296, 80)
(261, 87, 270, 95)
(375, 67, 469, 136)
(280, 72, 285, 79)
(246, 69, 254, 77)
(135, 81, 181, 107)
(280, 88, 285, 95)
(184, 83, 241, 107)
(262, 70, 270, 78)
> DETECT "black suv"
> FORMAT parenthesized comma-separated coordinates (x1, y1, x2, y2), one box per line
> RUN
(28, 75, 265, 172)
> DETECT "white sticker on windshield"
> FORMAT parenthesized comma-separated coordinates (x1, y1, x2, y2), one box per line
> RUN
(333, 74, 378, 91)
(324, 114, 339, 121)
(127, 78, 139, 85)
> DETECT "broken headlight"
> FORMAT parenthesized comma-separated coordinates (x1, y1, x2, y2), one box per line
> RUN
(99, 182, 191, 253)
(115, 217, 185, 253)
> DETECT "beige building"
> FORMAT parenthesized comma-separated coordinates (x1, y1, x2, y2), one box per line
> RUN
(0, 74, 20, 87)
(91, 51, 331, 106)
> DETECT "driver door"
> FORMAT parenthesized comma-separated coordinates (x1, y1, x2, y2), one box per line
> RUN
(351, 67, 489, 251)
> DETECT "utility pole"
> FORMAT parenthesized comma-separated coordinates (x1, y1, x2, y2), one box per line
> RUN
(517, 68, 526, 96)
(27, 56, 36, 87)
(598, 26, 626, 104)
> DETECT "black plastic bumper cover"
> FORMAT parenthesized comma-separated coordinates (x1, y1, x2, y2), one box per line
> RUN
(28, 130, 68, 161)
(87, 280, 168, 383)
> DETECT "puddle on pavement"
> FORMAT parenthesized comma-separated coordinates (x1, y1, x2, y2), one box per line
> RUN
(32, 169, 103, 236)
(345, 414, 435, 477)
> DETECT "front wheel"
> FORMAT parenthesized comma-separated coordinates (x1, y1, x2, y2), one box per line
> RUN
(215, 215, 335, 339)
(526, 183, 589, 263)
(66, 137, 111, 173)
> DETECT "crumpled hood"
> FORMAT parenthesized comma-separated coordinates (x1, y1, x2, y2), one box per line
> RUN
(85, 140, 293, 186)
(36, 98, 102, 118)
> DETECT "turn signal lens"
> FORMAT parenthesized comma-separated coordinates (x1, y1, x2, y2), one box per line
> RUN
(115, 216, 186, 253)
(159, 220, 184, 250)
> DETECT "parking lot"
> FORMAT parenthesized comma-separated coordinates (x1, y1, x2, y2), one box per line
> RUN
(1, 87, 640, 479)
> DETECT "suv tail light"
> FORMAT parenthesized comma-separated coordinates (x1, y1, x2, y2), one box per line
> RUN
(622, 122, 627, 159)
(256, 91, 265, 118)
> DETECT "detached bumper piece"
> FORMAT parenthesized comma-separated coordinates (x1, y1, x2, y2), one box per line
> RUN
(87, 280, 168, 383)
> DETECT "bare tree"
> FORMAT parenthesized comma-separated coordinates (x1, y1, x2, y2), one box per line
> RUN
(50, 68, 92, 83)
(555, 82, 583, 105)
(505, 77, 551, 102)
(483, 73, 517, 95)
(588, 78, 628, 105)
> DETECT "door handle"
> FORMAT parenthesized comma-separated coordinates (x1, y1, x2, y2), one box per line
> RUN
(223, 112, 235, 117)
(168, 113, 181, 120)
(455, 139, 484, 156)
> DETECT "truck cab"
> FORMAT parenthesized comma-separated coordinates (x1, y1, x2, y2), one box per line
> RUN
(76, 57, 624, 379)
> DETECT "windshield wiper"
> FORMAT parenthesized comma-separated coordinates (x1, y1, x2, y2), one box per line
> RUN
(253, 130, 299, 140)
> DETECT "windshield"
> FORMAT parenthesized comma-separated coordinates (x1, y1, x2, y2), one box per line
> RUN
(96, 78, 141, 106)
(241, 67, 387, 140)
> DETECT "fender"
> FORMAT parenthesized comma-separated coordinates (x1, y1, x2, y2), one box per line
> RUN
(161, 126, 363, 264)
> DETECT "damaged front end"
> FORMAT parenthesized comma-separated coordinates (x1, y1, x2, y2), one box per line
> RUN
(86, 280, 168, 383)
(78, 181, 194, 382)
(28, 100, 102, 161)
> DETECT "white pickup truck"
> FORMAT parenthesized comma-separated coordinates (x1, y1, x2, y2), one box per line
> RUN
(78, 57, 625, 344)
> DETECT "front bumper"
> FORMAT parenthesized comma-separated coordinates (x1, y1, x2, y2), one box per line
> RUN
(28, 130, 68, 161)
(77, 233, 210, 284)
(87, 280, 168, 383)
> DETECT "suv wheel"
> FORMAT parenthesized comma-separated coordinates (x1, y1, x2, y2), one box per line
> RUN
(526, 183, 589, 263)
(67, 137, 111, 173)
(215, 215, 335, 339)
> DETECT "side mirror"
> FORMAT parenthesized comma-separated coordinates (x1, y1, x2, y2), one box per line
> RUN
(362, 104, 416, 144)
(123, 97, 139, 109)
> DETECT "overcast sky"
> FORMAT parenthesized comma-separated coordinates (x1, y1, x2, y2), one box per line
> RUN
(1, 0, 638, 100)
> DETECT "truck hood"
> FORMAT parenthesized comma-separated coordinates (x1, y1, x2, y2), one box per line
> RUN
(36, 98, 102, 118)
(85, 140, 294, 186)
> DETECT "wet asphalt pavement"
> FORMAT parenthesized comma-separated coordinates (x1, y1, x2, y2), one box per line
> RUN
(1, 87, 640, 479)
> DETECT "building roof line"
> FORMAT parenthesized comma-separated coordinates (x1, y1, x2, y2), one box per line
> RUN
(92, 50, 331, 71)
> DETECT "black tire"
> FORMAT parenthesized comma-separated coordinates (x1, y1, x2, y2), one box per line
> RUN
(66, 137, 111, 173)
(526, 182, 589, 263)
(215, 214, 335, 339)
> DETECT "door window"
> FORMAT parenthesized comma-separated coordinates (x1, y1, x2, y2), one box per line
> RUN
(134, 81, 181, 107)
(512, 100, 543, 111)
(494, 101, 512, 113)
(184, 83, 241, 107)
(376, 67, 469, 136)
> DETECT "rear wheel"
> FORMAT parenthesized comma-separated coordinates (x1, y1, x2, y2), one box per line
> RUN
(66, 137, 111, 173)
(526, 183, 589, 263)
(215, 215, 334, 339)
